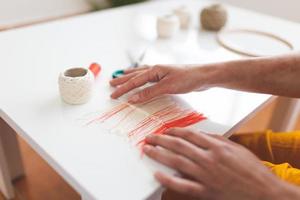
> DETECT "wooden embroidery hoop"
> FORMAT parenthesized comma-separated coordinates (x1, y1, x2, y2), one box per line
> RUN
(216, 29, 294, 57)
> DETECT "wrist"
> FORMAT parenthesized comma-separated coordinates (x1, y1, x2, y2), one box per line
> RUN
(195, 58, 259, 90)
(264, 179, 300, 200)
(193, 61, 233, 89)
(276, 182, 300, 200)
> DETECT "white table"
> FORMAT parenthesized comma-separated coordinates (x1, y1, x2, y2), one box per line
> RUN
(0, 0, 299, 199)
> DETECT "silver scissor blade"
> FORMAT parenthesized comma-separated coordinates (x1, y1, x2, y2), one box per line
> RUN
(136, 48, 148, 66)
(126, 46, 149, 68)
(126, 50, 135, 66)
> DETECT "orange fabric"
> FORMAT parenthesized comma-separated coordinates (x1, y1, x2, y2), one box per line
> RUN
(230, 130, 300, 168)
(263, 161, 300, 185)
(230, 131, 300, 185)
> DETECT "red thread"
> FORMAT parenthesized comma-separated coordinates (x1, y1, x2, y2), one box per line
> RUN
(86, 97, 206, 148)
(85, 103, 130, 125)
(137, 112, 206, 147)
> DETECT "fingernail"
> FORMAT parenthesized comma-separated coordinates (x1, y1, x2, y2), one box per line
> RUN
(128, 94, 139, 103)
(110, 78, 115, 83)
(110, 93, 117, 99)
(164, 128, 174, 134)
(164, 129, 171, 133)
(146, 134, 154, 139)
(145, 135, 154, 142)
(143, 145, 152, 153)
(109, 80, 115, 86)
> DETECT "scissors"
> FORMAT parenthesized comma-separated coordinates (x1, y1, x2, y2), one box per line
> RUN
(112, 47, 148, 79)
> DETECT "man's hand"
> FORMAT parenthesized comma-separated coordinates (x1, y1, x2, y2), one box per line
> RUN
(110, 53, 300, 102)
(143, 129, 295, 200)
(110, 65, 216, 104)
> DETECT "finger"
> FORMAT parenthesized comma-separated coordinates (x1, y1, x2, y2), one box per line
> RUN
(145, 134, 208, 166)
(165, 128, 223, 149)
(110, 70, 159, 99)
(124, 66, 150, 74)
(143, 145, 201, 180)
(127, 83, 168, 104)
(155, 172, 205, 198)
(110, 71, 142, 87)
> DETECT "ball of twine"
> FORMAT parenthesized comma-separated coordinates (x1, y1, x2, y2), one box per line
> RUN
(58, 67, 94, 105)
(200, 4, 228, 31)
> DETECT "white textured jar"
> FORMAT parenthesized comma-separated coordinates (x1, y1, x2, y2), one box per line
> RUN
(157, 14, 180, 38)
(58, 67, 94, 105)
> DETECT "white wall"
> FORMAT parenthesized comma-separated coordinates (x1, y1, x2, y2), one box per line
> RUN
(0, 0, 92, 29)
(218, 0, 300, 22)
(1, 0, 300, 30)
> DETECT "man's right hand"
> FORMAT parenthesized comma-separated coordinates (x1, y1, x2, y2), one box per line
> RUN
(144, 129, 300, 200)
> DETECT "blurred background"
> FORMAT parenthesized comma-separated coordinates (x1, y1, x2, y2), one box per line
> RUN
(0, 0, 300, 31)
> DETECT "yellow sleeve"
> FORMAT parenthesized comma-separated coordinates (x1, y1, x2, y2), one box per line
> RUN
(263, 161, 300, 186)
(230, 130, 300, 168)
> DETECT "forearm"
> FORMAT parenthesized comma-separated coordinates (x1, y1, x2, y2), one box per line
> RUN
(202, 53, 300, 97)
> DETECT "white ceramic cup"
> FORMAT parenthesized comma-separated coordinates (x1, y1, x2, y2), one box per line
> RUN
(173, 6, 191, 29)
(157, 14, 180, 38)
